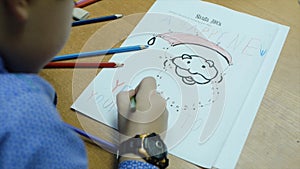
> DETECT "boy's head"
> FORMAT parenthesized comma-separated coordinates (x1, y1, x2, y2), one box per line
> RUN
(0, 0, 74, 73)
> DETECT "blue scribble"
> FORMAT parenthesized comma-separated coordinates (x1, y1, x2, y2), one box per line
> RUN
(260, 48, 267, 56)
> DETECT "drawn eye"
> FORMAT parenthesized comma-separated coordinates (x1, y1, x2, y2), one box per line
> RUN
(187, 61, 191, 64)
(202, 65, 206, 68)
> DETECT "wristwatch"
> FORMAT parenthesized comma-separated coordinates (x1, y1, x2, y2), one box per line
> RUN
(118, 132, 169, 169)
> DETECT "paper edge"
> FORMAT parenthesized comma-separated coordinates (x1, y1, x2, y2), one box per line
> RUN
(213, 25, 290, 169)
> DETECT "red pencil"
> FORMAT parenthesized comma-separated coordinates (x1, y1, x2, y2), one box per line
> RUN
(75, 0, 100, 8)
(44, 62, 123, 68)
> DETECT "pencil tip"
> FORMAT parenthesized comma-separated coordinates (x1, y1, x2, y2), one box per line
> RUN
(141, 45, 149, 49)
(115, 63, 124, 67)
(115, 14, 123, 18)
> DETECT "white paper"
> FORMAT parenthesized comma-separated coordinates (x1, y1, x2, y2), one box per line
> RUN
(72, 1, 289, 168)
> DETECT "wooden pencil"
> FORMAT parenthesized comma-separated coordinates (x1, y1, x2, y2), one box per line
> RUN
(64, 123, 118, 153)
(72, 14, 123, 27)
(52, 45, 148, 62)
(75, 0, 100, 8)
(44, 62, 123, 68)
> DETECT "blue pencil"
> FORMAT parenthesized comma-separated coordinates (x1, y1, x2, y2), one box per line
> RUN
(52, 45, 149, 62)
(72, 14, 123, 26)
(64, 123, 118, 153)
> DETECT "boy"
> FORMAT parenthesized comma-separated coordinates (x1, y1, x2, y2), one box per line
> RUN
(0, 0, 168, 168)
(0, 0, 87, 168)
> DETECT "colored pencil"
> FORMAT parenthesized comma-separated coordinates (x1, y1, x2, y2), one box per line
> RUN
(72, 14, 123, 27)
(64, 123, 118, 153)
(52, 45, 148, 62)
(44, 62, 123, 68)
(75, 0, 100, 8)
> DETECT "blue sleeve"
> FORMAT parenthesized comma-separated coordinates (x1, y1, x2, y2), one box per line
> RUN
(119, 160, 158, 169)
(0, 91, 88, 169)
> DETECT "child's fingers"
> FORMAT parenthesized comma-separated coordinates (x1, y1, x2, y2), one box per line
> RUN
(135, 76, 157, 111)
(129, 91, 167, 123)
(116, 89, 135, 114)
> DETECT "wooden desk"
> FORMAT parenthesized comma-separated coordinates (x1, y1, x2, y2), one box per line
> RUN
(40, 0, 300, 168)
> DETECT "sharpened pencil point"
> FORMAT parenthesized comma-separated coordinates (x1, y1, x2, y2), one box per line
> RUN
(115, 14, 123, 18)
(141, 45, 149, 49)
(115, 63, 124, 67)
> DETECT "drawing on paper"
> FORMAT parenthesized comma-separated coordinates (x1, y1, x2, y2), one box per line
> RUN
(147, 32, 232, 86)
(107, 31, 233, 144)
(171, 54, 219, 85)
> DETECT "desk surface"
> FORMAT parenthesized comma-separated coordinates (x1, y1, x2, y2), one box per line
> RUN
(40, 0, 300, 168)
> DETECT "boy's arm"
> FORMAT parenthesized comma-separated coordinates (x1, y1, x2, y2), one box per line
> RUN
(117, 77, 169, 168)
(0, 90, 87, 169)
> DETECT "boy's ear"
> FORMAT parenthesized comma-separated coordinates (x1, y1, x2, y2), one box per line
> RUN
(5, 0, 29, 23)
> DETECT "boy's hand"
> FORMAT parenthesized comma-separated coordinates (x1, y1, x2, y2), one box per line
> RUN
(117, 76, 168, 141)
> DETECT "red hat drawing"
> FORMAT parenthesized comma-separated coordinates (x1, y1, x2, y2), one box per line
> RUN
(156, 32, 232, 65)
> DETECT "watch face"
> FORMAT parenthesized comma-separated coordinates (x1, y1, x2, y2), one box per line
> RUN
(143, 134, 167, 159)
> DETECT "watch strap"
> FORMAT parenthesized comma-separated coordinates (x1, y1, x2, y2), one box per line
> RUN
(119, 137, 143, 156)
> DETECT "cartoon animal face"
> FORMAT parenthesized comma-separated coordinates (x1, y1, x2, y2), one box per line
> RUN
(171, 54, 218, 85)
